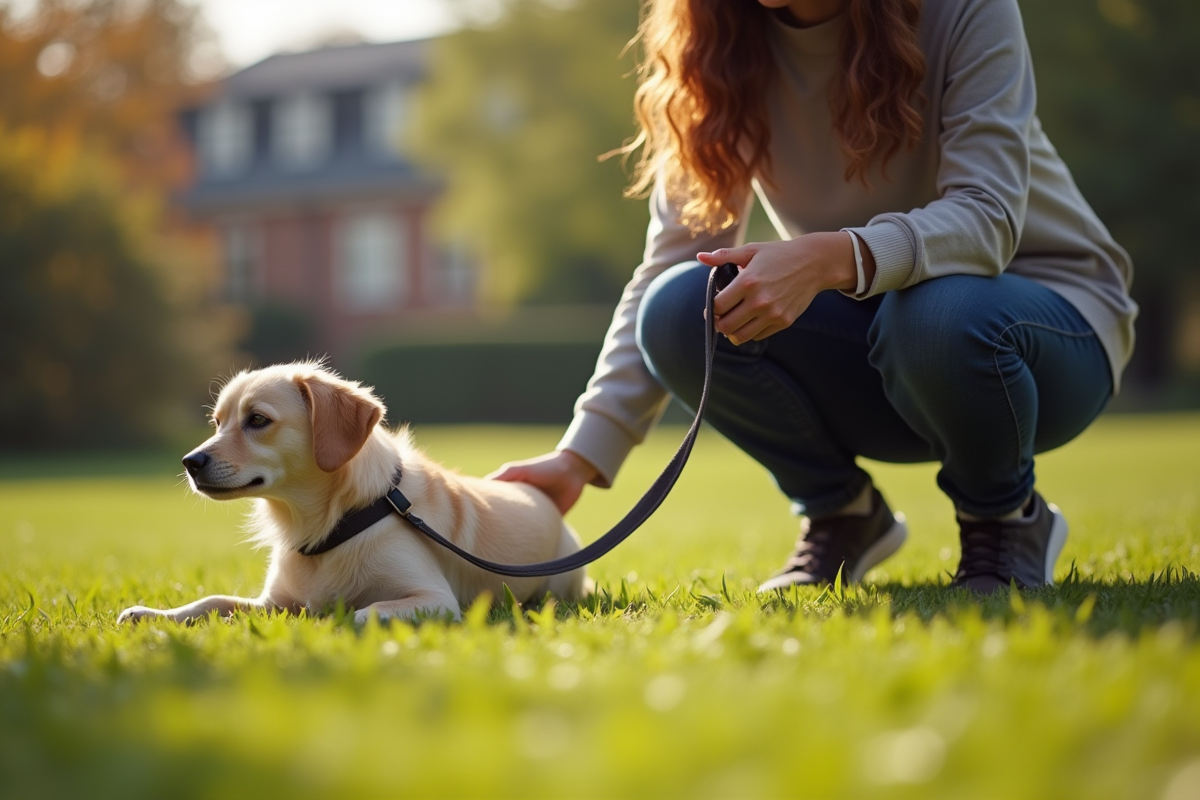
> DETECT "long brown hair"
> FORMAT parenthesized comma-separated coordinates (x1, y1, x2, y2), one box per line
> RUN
(616, 0, 926, 232)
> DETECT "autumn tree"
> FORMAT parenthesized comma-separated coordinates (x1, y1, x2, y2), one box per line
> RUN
(0, 0, 237, 449)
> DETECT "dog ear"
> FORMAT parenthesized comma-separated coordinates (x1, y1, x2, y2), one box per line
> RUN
(294, 376, 384, 472)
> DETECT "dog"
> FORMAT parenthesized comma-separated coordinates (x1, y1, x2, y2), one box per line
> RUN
(118, 362, 591, 625)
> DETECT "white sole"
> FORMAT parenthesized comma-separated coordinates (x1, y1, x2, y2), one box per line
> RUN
(1044, 503, 1068, 585)
(849, 512, 908, 583)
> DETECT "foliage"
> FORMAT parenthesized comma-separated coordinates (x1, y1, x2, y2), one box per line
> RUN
(411, 0, 646, 306)
(1021, 0, 1200, 290)
(360, 340, 602, 424)
(241, 303, 319, 368)
(1020, 0, 1200, 386)
(0, 0, 217, 191)
(0, 1, 238, 449)
(1, 415, 1198, 798)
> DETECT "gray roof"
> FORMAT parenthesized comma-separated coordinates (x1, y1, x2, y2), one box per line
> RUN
(185, 162, 442, 216)
(221, 38, 431, 99)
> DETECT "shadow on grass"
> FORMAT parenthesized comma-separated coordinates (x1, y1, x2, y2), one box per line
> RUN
(814, 566, 1200, 639)
(506, 566, 1200, 640)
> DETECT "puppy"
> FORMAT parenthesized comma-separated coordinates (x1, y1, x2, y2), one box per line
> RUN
(118, 362, 590, 625)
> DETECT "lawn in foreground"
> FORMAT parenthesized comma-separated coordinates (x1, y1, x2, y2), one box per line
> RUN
(1, 414, 1199, 800)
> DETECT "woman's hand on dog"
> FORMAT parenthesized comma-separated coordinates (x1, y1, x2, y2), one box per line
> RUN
(488, 450, 599, 514)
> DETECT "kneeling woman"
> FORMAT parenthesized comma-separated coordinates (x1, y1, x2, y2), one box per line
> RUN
(493, 0, 1136, 592)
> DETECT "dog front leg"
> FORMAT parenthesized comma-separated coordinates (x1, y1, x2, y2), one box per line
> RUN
(118, 594, 274, 625)
(354, 592, 461, 625)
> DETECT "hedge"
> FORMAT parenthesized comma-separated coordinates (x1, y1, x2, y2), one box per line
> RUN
(357, 340, 605, 424)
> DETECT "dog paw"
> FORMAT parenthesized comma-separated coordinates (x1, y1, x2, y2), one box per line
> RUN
(353, 608, 376, 626)
(118, 605, 163, 624)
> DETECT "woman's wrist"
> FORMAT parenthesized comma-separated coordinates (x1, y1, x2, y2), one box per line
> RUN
(826, 229, 876, 294)
(558, 448, 601, 484)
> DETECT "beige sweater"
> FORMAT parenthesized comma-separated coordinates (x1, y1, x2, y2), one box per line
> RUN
(560, 0, 1137, 487)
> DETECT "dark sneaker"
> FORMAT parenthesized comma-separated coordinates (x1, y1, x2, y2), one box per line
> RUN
(756, 488, 908, 592)
(951, 492, 1068, 593)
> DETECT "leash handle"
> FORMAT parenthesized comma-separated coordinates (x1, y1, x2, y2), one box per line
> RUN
(397, 263, 739, 578)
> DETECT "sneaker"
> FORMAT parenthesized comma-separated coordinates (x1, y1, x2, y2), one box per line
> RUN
(951, 492, 1068, 593)
(757, 488, 908, 592)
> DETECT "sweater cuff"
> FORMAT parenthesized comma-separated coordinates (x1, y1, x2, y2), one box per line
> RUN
(557, 410, 639, 489)
(844, 221, 915, 298)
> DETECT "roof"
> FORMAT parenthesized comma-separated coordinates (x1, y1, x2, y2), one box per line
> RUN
(220, 38, 432, 99)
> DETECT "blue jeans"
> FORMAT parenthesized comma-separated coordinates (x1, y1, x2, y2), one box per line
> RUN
(637, 263, 1113, 518)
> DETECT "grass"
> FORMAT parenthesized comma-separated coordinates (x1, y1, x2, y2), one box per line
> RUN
(2, 414, 1199, 800)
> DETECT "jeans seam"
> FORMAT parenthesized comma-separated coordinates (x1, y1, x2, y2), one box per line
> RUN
(991, 320, 1099, 497)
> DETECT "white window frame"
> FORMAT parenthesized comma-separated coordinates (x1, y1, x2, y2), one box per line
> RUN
(273, 92, 331, 171)
(336, 210, 409, 312)
(198, 100, 252, 178)
(365, 81, 409, 161)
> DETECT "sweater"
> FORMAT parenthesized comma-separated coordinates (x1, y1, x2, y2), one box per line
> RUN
(559, 0, 1138, 488)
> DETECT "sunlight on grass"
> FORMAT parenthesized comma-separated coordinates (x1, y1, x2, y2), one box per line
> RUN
(1, 414, 1199, 799)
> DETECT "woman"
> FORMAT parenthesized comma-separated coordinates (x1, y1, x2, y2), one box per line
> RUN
(490, 0, 1136, 592)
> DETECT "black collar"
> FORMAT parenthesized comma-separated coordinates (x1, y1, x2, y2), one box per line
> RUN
(298, 471, 413, 557)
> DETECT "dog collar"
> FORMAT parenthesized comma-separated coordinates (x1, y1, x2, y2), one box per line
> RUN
(298, 471, 411, 557)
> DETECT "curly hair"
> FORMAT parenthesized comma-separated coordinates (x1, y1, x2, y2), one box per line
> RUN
(615, 0, 926, 232)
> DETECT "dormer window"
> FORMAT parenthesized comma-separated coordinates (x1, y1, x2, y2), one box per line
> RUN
(198, 101, 252, 178)
(365, 81, 409, 161)
(274, 93, 331, 171)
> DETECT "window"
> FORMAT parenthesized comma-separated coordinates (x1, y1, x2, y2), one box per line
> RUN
(198, 101, 251, 178)
(365, 82, 409, 160)
(337, 211, 408, 312)
(274, 93, 331, 171)
(223, 223, 259, 302)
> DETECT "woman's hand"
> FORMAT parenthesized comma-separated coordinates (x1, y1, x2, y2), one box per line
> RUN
(697, 231, 875, 344)
(487, 449, 601, 515)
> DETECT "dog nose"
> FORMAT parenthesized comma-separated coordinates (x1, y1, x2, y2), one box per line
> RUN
(182, 451, 210, 475)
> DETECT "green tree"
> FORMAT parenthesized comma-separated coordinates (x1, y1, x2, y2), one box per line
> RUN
(412, 0, 645, 306)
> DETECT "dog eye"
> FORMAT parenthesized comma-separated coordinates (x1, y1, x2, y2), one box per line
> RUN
(246, 413, 271, 429)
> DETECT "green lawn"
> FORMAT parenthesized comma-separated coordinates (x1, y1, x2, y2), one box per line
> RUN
(2, 415, 1199, 800)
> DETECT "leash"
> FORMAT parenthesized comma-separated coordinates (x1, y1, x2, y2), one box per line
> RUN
(301, 262, 739, 575)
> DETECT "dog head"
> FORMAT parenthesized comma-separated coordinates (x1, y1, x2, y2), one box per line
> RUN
(181, 363, 385, 500)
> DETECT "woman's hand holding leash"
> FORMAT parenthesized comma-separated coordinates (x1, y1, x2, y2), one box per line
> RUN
(698, 231, 877, 345)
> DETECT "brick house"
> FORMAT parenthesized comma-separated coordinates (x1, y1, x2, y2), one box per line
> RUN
(182, 38, 474, 362)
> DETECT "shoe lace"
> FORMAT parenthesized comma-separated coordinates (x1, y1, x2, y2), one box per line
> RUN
(954, 521, 1008, 583)
(783, 520, 836, 573)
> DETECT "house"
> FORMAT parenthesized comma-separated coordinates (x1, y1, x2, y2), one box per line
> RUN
(181, 38, 474, 362)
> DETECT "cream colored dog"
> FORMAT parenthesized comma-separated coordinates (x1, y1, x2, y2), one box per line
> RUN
(118, 363, 590, 625)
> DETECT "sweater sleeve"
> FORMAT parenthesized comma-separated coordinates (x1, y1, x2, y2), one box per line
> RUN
(557, 183, 750, 487)
(849, 0, 1035, 296)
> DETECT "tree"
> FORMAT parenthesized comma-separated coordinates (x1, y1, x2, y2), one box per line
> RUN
(412, 0, 646, 306)
(0, 0, 238, 448)
(1019, 0, 1200, 389)
(0, 128, 236, 448)
(0, 0, 218, 193)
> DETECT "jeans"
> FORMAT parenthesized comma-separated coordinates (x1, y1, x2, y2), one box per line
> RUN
(636, 262, 1113, 518)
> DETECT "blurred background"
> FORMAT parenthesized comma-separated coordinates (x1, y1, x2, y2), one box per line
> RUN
(1, 0, 1197, 452)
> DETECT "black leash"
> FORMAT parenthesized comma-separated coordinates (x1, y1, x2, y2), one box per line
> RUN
(300, 263, 739, 575)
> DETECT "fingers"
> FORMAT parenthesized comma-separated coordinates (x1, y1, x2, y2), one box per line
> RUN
(721, 315, 770, 346)
(485, 462, 524, 482)
(697, 244, 758, 267)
